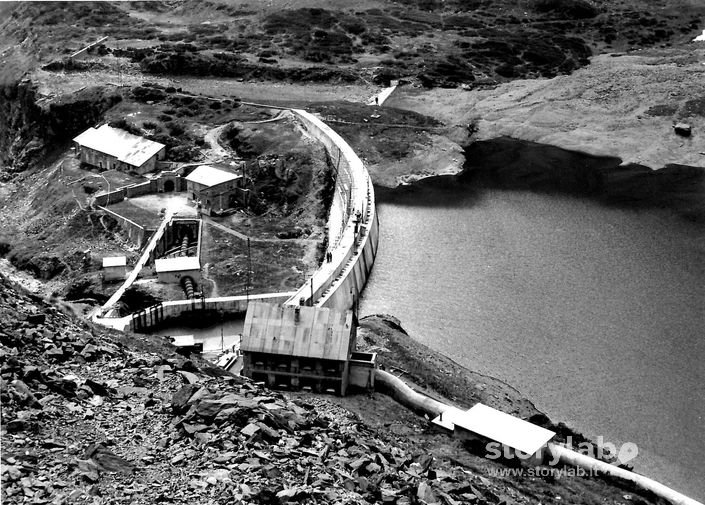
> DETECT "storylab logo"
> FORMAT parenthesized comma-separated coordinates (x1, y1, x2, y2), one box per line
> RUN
(486, 436, 638, 466)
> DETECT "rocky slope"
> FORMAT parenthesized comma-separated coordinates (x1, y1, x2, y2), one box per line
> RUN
(0, 275, 663, 505)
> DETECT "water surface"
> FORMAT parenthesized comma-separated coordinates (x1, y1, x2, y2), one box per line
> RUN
(360, 183, 705, 499)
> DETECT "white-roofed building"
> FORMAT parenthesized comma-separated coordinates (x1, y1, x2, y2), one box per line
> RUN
(73, 124, 166, 174)
(184, 165, 244, 216)
(102, 256, 127, 282)
(154, 256, 201, 284)
(432, 403, 555, 465)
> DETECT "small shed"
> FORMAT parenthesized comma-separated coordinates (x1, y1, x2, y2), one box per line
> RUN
(433, 403, 555, 465)
(73, 125, 166, 174)
(102, 256, 127, 282)
(185, 165, 243, 215)
(241, 302, 356, 395)
(154, 257, 201, 284)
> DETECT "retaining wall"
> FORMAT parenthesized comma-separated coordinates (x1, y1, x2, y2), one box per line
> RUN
(94, 188, 126, 207)
(122, 292, 296, 332)
(97, 205, 148, 247)
(97, 211, 175, 320)
(125, 180, 155, 198)
(92, 167, 189, 207)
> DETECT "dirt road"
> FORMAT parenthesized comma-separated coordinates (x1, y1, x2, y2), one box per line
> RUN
(203, 123, 237, 163)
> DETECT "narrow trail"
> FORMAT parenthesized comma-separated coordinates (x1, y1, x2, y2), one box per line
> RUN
(203, 123, 236, 163)
(201, 262, 219, 298)
(202, 111, 286, 163)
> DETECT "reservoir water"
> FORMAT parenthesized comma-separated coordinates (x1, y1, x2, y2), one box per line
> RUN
(359, 182, 705, 499)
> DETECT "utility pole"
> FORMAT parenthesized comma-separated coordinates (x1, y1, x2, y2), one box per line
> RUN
(116, 37, 122, 87)
(309, 277, 314, 306)
(246, 237, 251, 303)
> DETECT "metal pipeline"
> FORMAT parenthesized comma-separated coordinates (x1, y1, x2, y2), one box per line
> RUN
(546, 444, 702, 505)
(373, 369, 703, 505)
(179, 234, 190, 256)
(374, 369, 447, 417)
(182, 276, 196, 299)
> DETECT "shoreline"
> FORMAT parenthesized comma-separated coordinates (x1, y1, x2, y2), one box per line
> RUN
(357, 315, 596, 447)
(375, 135, 705, 224)
(382, 49, 705, 174)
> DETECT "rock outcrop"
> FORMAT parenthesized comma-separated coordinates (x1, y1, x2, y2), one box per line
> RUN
(0, 80, 122, 176)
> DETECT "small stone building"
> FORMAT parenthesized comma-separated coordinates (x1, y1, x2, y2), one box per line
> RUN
(73, 124, 166, 174)
(184, 165, 243, 216)
(102, 256, 127, 282)
(241, 302, 357, 395)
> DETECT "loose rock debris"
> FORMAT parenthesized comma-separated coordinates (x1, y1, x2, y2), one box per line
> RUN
(0, 274, 517, 505)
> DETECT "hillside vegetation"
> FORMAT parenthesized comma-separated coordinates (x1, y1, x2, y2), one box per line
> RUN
(1, 0, 704, 88)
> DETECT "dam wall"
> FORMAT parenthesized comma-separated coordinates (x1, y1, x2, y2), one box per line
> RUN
(285, 109, 379, 312)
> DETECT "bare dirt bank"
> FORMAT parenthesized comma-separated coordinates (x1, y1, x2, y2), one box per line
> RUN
(385, 47, 705, 172)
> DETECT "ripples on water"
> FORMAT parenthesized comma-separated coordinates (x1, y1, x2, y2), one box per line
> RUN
(361, 179, 705, 499)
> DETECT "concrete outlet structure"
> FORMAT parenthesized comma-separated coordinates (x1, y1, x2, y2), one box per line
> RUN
(432, 403, 556, 466)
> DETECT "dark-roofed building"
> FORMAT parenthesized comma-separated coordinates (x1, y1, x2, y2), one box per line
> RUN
(73, 125, 166, 174)
(185, 165, 244, 216)
(241, 302, 357, 395)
